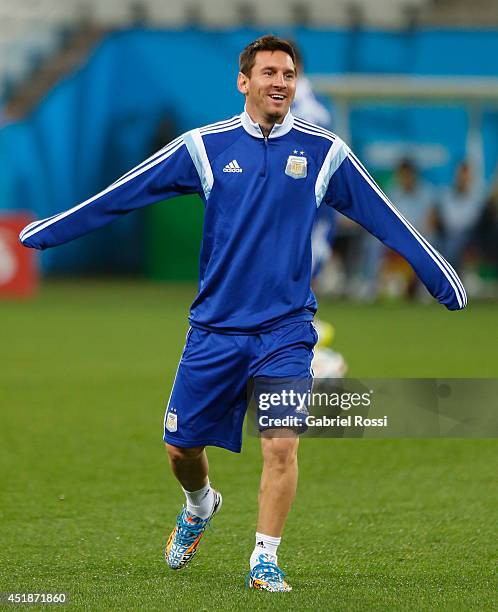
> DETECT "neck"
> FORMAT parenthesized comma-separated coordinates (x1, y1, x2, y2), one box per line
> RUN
(245, 105, 285, 138)
(260, 125, 272, 138)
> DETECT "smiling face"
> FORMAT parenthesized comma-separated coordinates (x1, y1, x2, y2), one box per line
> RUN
(237, 50, 296, 130)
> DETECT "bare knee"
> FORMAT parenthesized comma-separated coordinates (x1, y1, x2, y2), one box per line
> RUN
(165, 443, 205, 464)
(261, 434, 299, 470)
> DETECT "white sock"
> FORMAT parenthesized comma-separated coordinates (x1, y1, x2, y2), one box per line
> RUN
(182, 481, 215, 519)
(250, 532, 281, 569)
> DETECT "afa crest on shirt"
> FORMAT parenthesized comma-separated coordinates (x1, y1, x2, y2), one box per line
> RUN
(285, 155, 307, 179)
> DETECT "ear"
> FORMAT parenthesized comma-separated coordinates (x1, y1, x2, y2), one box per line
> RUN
(237, 72, 249, 95)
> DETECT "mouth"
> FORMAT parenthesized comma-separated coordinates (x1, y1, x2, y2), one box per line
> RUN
(268, 94, 286, 102)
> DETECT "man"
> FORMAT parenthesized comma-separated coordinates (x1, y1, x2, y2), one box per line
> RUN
(291, 42, 332, 129)
(291, 40, 347, 377)
(291, 40, 335, 288)
(383, 159, 437, 299)
(438, 160, 485, 271)
(389, 159, 435, 236)
(19, 35, 467, 592)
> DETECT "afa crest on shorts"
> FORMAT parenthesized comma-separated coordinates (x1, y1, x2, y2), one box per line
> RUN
(166, 409, 178, 432)
(285, 155, 307, 179)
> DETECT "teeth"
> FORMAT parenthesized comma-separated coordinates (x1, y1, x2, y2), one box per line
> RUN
(270, 95, 284, 100)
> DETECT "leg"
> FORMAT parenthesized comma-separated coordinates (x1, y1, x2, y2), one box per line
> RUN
(165, 443, 218, 519)
(257, 431, 300, 536)
(165, 443, 208, 491)
(164, 443, 222, 570)
(248, 323, 315, 590)
(247, 430, 298, 591)
(163, 329, 246, 570)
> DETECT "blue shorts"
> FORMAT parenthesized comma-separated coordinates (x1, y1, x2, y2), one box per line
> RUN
(163, 321, 318, 453)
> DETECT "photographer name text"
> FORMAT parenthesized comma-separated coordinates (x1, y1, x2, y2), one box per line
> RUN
(259, 415, 388, 428)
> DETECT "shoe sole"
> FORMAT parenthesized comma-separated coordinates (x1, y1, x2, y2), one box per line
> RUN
(165, 490, 222, 570)
(248, 576, 292, 592)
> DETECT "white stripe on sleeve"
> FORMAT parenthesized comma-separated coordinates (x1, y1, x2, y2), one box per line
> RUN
(315, 138, 349, 207)
(183, 129, 214, 200)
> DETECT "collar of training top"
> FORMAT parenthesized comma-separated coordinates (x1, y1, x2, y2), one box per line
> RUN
(240, 108, 294, 139)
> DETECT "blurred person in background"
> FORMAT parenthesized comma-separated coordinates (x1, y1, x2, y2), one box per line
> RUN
(356, 158, 437, 302)
(390, 159, 436, 239)
(386, 158, 437, 299)
(291, 43, 332, 128)
(354, 229, 384, 301)
(475, 168, 498, 285)
(437, 160, 485, 271)
(18, 34, 467, 593)
(291, 41, 347, 378)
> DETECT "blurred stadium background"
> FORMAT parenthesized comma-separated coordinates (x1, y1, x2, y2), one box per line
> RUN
(1, 1, 497, 609)
(1, 0, 498, 292)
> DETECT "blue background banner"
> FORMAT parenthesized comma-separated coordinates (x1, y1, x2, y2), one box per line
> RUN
(1, 28, 497, 273)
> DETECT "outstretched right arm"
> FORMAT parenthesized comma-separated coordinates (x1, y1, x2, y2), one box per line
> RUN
(19, 135, 202, 250)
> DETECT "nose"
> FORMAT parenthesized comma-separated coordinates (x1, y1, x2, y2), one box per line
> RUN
(273, 72, 286, 88)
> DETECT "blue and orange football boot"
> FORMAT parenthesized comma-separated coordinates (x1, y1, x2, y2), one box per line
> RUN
(247, 553, 292, 592)
(165, 490, 222, 570)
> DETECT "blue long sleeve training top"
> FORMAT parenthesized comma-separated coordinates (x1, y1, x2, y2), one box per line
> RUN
(20, 110, 467, 332)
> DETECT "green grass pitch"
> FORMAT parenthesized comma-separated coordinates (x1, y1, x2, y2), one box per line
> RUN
(0, 280, 496, 610)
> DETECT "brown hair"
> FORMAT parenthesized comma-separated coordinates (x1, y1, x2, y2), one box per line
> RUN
(239, 35, 296, 77)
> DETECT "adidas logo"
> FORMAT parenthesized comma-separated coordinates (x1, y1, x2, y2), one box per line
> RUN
(256, 541, 265, 548)
(223, 159, 243, 173)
